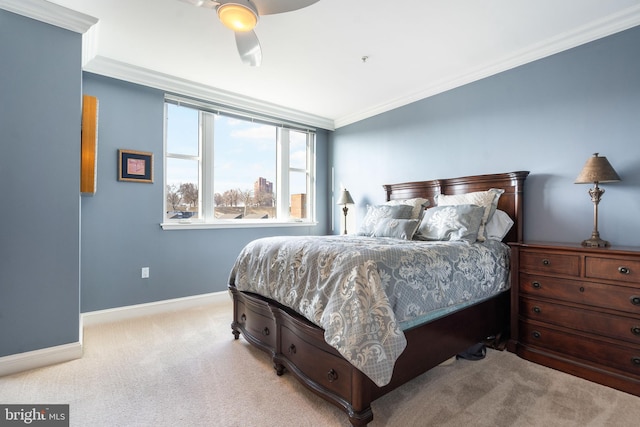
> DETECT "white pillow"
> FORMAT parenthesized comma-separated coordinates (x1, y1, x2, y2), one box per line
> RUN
(384, 198, 429, 220)
(436, 188, 504, 241)
(485, 209, 514, 240)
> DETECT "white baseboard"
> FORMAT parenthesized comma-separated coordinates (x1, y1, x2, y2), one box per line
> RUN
(82, 290, 231, 327)
(0, 291, 231, 377)
(0, 341, 83, 378)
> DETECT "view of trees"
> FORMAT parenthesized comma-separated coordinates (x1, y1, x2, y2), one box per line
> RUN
(166, 183, 198, 210)
(166, 181, 276, 217)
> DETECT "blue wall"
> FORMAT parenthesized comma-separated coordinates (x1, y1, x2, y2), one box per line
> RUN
(331, 26, 640, 247)
(81, 74, 330, 312)
(0, 11, 82, 357)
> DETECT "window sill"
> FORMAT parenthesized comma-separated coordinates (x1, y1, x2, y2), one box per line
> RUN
(160, 220, 319, 230)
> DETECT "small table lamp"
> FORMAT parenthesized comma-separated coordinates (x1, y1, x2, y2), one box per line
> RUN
(337, 189, 354, 234)
(574, 153, 621, 247)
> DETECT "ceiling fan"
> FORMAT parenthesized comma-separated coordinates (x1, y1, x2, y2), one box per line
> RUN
(180, 0, 320, 67)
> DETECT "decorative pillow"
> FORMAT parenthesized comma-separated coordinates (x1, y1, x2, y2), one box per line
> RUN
(384, 198, 430, 220)
(357, 204, 414, 236)
(435, 188, 504, 241)
(485, 209, 514, 241)
(415, 204, 485, 243)
(372, 218, 421, 240)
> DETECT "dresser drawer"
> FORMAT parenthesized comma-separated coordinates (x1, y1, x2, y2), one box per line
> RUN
(585, 256, 640, 285)
(520, 251, 580, 277)
(520, 297, 640, 346)
(235, 297, 277, 351)
(520, 272, 640, 315)
(280, 324, 353, 401)
(519, 321, 640, 377)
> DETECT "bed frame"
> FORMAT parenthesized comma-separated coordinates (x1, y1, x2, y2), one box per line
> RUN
(229, 171, 529, 425)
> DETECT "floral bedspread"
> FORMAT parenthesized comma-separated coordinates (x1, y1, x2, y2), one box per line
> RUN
(228, 235, 510, 386)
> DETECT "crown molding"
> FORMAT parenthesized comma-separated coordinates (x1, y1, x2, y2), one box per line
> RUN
(334, 5, 640, 128)
(0, 0, 97, 33)
(7, 1, 638, 130)
(83, 56, 335, 130)
(0, 0, 332, 129)
(82, 20, 100, 66)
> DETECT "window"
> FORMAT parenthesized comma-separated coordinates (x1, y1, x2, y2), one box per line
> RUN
(163, 97, 316, 228)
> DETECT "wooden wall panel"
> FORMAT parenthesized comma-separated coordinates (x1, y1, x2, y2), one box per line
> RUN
(81, 94, 98, 194)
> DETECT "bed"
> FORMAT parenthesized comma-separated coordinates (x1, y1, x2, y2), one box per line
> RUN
(228, 171, 529, 425)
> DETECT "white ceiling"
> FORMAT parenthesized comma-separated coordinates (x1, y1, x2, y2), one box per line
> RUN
(16, 0, 640, 129)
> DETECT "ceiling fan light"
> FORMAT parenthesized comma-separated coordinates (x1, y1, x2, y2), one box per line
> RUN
(217, 3, 258, 32)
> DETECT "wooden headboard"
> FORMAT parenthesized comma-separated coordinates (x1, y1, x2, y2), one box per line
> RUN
(383, 171, 529, 243)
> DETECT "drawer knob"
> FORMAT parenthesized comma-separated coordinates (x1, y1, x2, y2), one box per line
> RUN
(327, 369, 339, 383)
(532, 281, 541, 289)
(532, 331, 541, 339)
(631, 296, 640, 306)
(631, 326, 640, 336)
(632, 357, 640, 367)
(288, 344, 297, 355)
(240, 313, 247, 322)
(542, 259, 550, 266)
(619, 266, 631, 275)
(262, 327, 270, 336)
(533, 306, 542, 314)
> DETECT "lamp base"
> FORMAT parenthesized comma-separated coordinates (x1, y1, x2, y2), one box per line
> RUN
(581, 236, 610, 248)
(342, 206, 349, 235)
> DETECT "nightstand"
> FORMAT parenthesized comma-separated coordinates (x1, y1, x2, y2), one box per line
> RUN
(508, 242, 640, 397)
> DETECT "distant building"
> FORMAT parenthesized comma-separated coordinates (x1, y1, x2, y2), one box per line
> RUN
(290, 194, 306, 219)
(254, 177, 274, 206)
(254, 177, 272, 194)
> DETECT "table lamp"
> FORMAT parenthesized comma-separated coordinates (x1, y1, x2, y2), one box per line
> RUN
(337, 189, 354, 234)
(574, 153, 620, 247)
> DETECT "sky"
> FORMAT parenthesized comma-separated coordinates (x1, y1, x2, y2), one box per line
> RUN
(165, 103, 308, 200)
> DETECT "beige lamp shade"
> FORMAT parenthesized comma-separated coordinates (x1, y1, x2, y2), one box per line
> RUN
(575, 153, 621, 184)
(337, 189, 354, 205)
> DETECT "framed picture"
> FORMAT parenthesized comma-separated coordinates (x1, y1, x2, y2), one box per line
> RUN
(118, 149, 153, 183)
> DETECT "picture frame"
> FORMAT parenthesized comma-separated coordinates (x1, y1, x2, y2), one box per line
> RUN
(118, 149, 153, 183)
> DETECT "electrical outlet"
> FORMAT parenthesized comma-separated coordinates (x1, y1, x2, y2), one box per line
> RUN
(141, 267, 149, 279)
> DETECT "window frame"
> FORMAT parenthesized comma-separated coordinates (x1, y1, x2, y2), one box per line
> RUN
(161, 96, 317, 230)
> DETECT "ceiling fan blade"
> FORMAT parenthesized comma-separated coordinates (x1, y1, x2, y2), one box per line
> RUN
(251, 0, 320, 15)
(179, 0, 220, 9)
(235, 30, 262, 66)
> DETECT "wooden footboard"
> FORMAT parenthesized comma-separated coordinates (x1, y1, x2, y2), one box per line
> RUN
(230, 285, 510, 426)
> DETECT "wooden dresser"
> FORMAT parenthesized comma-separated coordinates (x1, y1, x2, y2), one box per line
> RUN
(508, 242, 640, 396)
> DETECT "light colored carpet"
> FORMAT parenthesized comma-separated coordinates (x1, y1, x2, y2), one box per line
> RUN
(1, 300, 639, 426)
